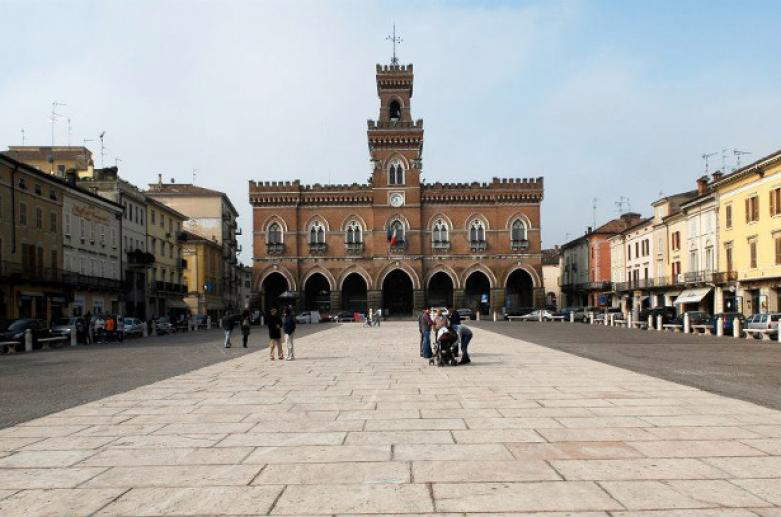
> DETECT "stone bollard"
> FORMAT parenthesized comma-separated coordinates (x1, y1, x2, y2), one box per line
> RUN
(648, 315, 653, 330)
(716, 317, 723, 337)
(733, 317, 740, 338)
(218, 318, 222, 329)
(70, 329, 77, 346)
(152, 321, 157, 336)
(142, 322, 148, 337)
(604, 313, 609, 326)
(683, 312, 690, 334)
(589, 313, 594, 325)
(657, 314, 663, 331)
(493, 311, 497, 322)
(476, 311, 480, 321)
(609, 313, 614, 327)
(570, 312, 575, 323)
(207, 316, 212, 329)
(25, 329, 33, 352)
(538, 310, 543, 322)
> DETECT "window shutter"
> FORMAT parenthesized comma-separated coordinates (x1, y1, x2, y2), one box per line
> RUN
(776, 238, 781, 265)
(745, 198, 750, 223)
(771, 191, 775, 217)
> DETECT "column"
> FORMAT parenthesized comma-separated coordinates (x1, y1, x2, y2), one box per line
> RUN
(453, 289, 466, 310)
(413, 289, 426, 312)
(534, 287, 546, 308)
(367, 290, 382, 313)
(713, 286, 724, 314)
(490, 288, 505, 315)
(329, 290, 341, 312)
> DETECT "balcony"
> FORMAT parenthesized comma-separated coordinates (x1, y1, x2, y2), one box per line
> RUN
(345, 242, 364, 255)
(511, 239, 530, 251)
(432, 240, 451, 251)
(64, 272, 123, 292)
(587, 281, 613, 291)
(389, 240, 408, 254)
(154, 281, 187, 295)
(308, 242, 327, 255)
(713, 271, 738, 284)
(0, 262, 66, 285)
(469, 240, 487, 252)
(266, 242, 285, 256)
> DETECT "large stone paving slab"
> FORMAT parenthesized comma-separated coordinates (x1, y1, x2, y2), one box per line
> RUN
(0, 322, 779, 515)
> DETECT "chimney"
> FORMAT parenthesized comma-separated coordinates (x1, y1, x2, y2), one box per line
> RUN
(696, 175, 709, 195)
(712, 170, 723, 182)
(65, 170, 77, 186)
(158, 173, 163, 186)
(586, 226, 593, 234)
(170, 177, 175, 184)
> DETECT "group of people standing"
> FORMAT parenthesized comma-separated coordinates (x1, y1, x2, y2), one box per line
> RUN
(73, 313, 124, 344)
(418, 306, 473, 365)
(222, 307, 297, 360)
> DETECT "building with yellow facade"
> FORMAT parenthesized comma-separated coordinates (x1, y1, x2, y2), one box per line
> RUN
(714, 149, 781, 315)
(181, 230, 224, 319)
(146, 198, 188, 320)
(4, 146, 94, 179)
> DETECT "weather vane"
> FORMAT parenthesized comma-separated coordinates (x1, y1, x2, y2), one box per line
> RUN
(386, 23, 402, 65)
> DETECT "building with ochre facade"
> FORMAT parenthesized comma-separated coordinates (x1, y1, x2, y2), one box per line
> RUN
(250, 60, 544, 317)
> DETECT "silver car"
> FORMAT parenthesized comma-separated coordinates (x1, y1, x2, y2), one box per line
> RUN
(745, 313, 780, 337)
(124, 317, 145, 337)
(51, 317, 79, 338)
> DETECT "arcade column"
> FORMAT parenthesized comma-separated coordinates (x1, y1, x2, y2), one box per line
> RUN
(413, 289, 426, 312)
(367, 290, 382, 312)
(533, 287, 546, 308)
(329, 290, 341, 312)
(453, 289, 466, 310)
(490, 288, 505, 315)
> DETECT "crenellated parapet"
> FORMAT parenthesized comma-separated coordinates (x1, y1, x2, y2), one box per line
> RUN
(421, 177, 544, 203)
(249, 179, 373, 207)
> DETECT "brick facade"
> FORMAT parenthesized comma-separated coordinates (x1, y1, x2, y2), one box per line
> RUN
(249, 62, 544, 317)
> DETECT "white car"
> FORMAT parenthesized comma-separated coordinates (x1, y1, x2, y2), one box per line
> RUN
(518, 310, 554, 321)
(295, 311, 321, 324)
(123, 317, 145, 337)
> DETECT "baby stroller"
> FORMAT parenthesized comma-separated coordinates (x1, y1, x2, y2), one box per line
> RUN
(430, 327, 459, 367)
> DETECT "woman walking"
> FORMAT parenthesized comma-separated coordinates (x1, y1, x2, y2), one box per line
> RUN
(282, 307, 296, 360)
(267, 308, 283, 360)
(240, 310, 251, 348)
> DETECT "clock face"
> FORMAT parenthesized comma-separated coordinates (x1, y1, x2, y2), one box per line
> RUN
(389, 193, 404, 207)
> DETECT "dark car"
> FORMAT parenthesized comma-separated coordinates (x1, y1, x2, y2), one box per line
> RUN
(638, 306, 677, 325)
(554, 307, 580, 320)
(334, 311, 355, 322)
(503, 307, 534, 320)
(0, 319, 52, 352)
(456, 308, 475, 320)
(673, 311, 711, 327)
(710, 312, 746, 334)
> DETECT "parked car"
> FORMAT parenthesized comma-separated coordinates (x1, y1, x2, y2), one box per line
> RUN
(573, 306, 598, 322)
(594, 308, 624, 323)
(295, 311, 322, 324)
(517, 309, 554, 321)
(456, 308, 475, 320)
(503, 307, 534, 320)
(639, 306, 677, 325)
(710, 312, 746, 334)
(554, 307, 581, 320)
(154, 316, 175, 334)
(51, 317, 79, 339)
(673, 311, 711, 327)
(0, 319, 52, 352)
(124, 317, 146, 337)
(195, 315, 209, 329)
(333, 311, 355, 322)
(745, 312, 781, 337)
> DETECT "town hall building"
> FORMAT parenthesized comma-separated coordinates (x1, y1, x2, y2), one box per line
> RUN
(249, 58, 544, 317)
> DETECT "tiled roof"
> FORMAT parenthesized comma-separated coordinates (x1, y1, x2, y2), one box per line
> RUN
(541, 248, 560, 266)
(146, 183, 238, 216)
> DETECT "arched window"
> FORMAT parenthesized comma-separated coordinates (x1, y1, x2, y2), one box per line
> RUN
(309, 221, 325, 244)
(432, 218, 449, 244)
(345, 220, 362, 243)
(267, 223, 282, 244)
(511, 219, 527, 242)
(469, 220, 486, 243)
(389, 100, 401, 121)
(388, 161, 404, 185)
(388, 219, 405, 245)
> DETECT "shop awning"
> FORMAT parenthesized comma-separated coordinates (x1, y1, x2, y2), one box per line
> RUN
(665, 290, 682, 298)
(674, 287, 712, 305)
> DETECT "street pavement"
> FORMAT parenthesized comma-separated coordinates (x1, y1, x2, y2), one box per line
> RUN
(472, 320, 781, 411)
(0, 324, 335, 429)
(0, 322, 780, 515)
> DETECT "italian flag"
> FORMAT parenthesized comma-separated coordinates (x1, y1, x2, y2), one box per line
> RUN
(387, 225, 398, 247)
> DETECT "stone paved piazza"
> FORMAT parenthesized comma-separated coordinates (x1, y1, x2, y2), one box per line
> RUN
(1, 322, 781, 516)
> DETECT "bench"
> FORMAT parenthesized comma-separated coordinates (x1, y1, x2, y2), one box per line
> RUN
(690, 324, 713, 336)
(614, 319, 629, 327)
(38, 336, 69, 349)
(662, 324, 683, 333)
(506, 316, 526, 322)
(631, 321, 648, 329)
(550, 315, 566, 322)
(742, 329, 776, 341)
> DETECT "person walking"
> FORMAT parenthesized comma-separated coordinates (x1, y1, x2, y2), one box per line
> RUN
(448, 305, 462, 355)
(459, 324, 473, 364)
(418, 307, 433, 359)
(240, 310, 251, 348)
(223, 313, 236, 348)
(267, 307, 284, 360)
(282, 307, 296, 360)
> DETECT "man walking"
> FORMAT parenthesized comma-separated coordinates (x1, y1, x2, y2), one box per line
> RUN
(223, 313, 235, 348)
(418, 307, 433, 359)
(459, 324, 473, 364)
(267, 308, 283, 360)
(282, 307, 296, 360)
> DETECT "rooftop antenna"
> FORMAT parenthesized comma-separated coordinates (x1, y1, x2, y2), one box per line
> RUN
(114, 157, 122, 167)
(192, 168, 198, 184)
(592, 197, 598, 229)
(20, 128, 25, 146)
(733, 149, 751, 169)
(67, 118, 72, 146)
(98, 131, 106, 168)
(721, 148, 731, 172)
(385, 23, 402, 65)
(82, 138, 95, 167)
(49, 100, 66, 147)
(615, 195, 631, 214)
(701, 151, 717, 174)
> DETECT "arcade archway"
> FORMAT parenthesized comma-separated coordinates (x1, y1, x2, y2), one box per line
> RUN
(262, 272, 289, 313)
(304, 273, 331, 312)
(382, 269, 414, 316)
(427, 271, 453, 308)
(465, 271, 491, 315)
(341, 273, 368, 313)
(506, 268, 534, 309)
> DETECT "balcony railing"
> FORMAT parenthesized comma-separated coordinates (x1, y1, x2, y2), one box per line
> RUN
(64, 272, 123, 292)
(0, 262, 67, 284)
(308, 242, 327, 255)
(153, 281, 187, 294)
(469, 240, 487, 252)
(432, 240, 451, 251)
(713, 271, 738, 284)
(511, 239, 530, 251)
(587, 281, 613, 291)
(345, 242, 364, 255)
(266, 242, 285, 256)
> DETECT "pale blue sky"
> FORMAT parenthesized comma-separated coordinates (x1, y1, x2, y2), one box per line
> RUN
(2, 0, 780, 260)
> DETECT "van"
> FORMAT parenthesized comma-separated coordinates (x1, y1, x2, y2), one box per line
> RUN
(745, 313, 781, 337)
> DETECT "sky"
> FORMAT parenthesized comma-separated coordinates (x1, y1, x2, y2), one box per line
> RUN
(2, 0, 780, 261)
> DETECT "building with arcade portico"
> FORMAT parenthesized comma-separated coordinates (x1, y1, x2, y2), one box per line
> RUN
(249, 59, 544, 317)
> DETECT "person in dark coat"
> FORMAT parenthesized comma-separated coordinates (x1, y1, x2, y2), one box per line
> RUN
(266, 308, 283, 360)
(459, 325, 473, 364)
(282, 307, 297, 360)
(223, 313, 236, 348)
(418, 308, 433, 359)
(240, 310, 251, 348)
